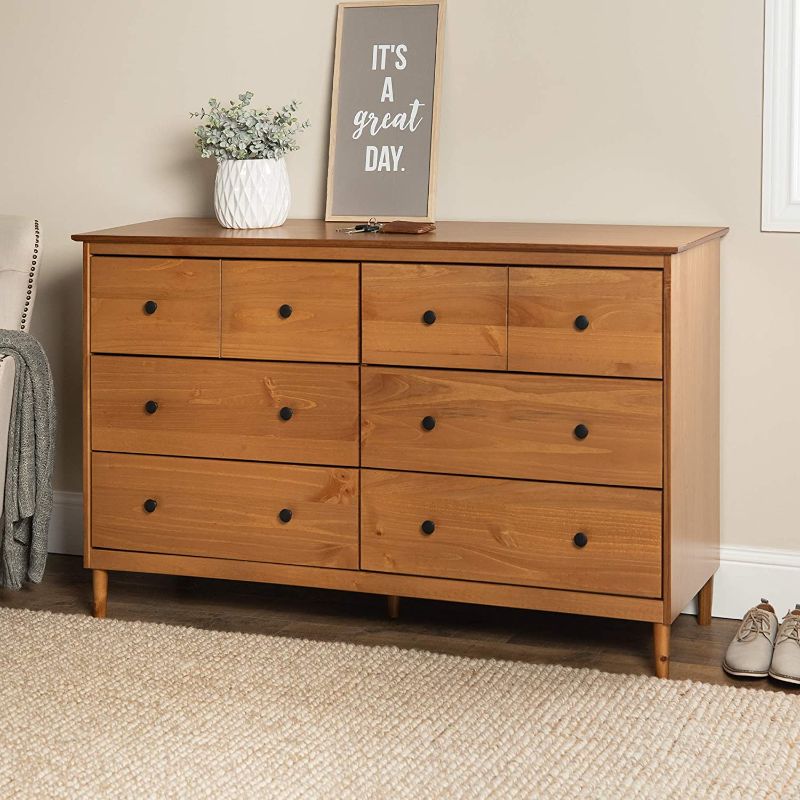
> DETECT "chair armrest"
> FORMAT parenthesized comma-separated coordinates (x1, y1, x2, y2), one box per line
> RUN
(0, 355, 16, 515)
(0, 217, 41, 330)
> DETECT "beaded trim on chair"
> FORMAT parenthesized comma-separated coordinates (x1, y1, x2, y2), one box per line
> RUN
(20, 219, 40, 332)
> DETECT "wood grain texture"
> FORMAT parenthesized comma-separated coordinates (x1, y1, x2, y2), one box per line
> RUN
(82, 244, 93, 565)
(697, 576, 714, 626)
(361, 470, 662, 597)
(508, 267, 663, 377)
(75, 220, 726, 677)
(362, 263, 507, 370)
(663, 239, 720, 622)
(90, 256, 220, 357)
(87, 548, 665, 623)
(73, 217, 729, 256)
(91, 569, 107, 618)
(92, 453, 358, 569)
(221, 260, 359, 363)
(361, 367, 663, 487)
(653, 623, 671, 679)
(91, 356, 359, 467)
(85, 242, 665, 268)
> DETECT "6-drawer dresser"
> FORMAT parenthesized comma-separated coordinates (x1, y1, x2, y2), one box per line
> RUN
(73, 218, 727, 678)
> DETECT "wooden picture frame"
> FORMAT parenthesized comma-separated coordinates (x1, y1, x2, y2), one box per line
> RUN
(325, 0, 446, 222)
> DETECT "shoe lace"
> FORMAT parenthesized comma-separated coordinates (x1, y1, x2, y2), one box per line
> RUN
(736, 609, 773, 642)
(776, 615, 800, 647)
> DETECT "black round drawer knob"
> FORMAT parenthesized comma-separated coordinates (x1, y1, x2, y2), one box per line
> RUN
(144, 400, 159, 415)
(420, 520, 436, 535)
(422, 309, 437, 325)
(279, 406, 293, 421)
(278, 508, 293, 524)
(574, 423, 589, 440)
(573, 532, 588, 548)
(421, 415, 436, 431)
(574, 314, 589, 331)
(143, 499, 157, 513)
(278, 304, 293, 319)
(143, 300, 158, 315)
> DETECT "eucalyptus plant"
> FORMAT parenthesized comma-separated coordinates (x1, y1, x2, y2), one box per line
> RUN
(191, 92, 309, 161)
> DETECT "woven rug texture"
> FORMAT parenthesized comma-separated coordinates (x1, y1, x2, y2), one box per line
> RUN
(0, 607, 798, 799)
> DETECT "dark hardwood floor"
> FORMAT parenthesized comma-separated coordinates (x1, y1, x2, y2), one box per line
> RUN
(2, 554, 795, 692)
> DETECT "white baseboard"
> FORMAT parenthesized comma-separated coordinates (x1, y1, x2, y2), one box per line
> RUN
(45, 493, 800, 621)
(49, 490, 82, 556)
(683, 545, 800, 620)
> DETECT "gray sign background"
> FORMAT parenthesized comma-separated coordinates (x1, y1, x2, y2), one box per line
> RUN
(327, 3, 441, 220)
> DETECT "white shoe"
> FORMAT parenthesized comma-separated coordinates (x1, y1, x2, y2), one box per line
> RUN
(722, 599, 778, 678)
(768, 605, 800, 685)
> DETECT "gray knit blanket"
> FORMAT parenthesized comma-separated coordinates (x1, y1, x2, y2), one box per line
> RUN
(0, 329, 55, 589)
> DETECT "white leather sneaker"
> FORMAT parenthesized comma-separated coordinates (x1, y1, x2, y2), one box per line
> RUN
(768, 606, 800, 685)
(723, 599, 778, 678)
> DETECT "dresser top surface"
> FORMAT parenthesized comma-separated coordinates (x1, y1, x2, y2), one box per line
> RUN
(73, 218, 728, 256)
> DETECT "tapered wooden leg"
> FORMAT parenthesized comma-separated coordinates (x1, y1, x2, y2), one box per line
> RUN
(697, 575, 714, 626)
(653, 623, 670, 679)
(92, 569, 108, 619)
(387, 595, 400, 620)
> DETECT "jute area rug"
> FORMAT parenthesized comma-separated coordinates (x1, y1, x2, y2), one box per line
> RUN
(0, 608, 798, 799)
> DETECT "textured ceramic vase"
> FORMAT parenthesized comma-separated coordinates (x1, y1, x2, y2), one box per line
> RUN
(214, 158, 291, 229)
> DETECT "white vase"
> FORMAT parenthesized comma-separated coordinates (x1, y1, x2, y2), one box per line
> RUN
(214, 158, 291, 229)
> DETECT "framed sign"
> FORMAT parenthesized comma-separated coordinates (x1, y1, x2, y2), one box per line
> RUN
(325, 0, 446, 222)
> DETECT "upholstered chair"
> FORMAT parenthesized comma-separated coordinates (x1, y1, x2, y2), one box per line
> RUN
(0, 217, 42, 514)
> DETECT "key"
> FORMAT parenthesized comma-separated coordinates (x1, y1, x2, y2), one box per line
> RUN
(337, 219, 382, 234)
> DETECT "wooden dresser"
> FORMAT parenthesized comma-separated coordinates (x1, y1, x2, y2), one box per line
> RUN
(73, 218, 727, 678)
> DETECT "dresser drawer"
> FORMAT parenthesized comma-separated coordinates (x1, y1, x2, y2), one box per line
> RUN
(221, 260, 359, 362)
(361, 470, 662, 597)
(362, 263, 507, 370)
(92, 452, 358, 568)
(508, 267, 662, 378)
(90, 257, 220, 357)
(91, 356, 359, 466)
(361, 367, 662, 487)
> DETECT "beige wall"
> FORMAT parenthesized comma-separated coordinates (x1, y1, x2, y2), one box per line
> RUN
(0, 1, 795, 549)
